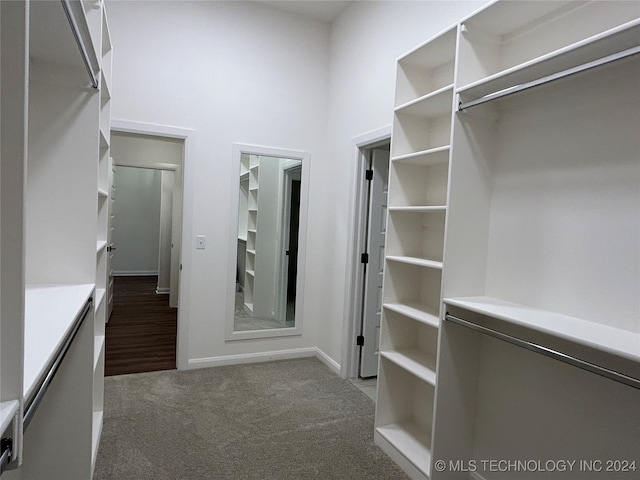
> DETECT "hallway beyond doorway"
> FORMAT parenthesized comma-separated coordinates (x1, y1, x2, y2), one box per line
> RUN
(105, 276, 177, 376)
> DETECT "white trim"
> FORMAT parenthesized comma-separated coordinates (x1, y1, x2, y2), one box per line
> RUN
(110, 119, 196, 371)
(155, 288, 170, 295)
(185, 347, 339, 373)
(341, 126, 392, 380)
(225, 143, 310, 342)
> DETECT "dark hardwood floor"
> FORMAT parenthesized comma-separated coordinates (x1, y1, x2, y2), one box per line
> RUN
(105, 276, 177, 376)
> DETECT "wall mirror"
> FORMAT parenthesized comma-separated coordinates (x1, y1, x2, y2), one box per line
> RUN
(226, 144, 309, 340)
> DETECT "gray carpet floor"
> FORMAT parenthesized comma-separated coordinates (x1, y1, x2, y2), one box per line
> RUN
(93, 357, 409, 480)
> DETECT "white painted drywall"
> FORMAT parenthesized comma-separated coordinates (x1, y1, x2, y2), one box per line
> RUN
(112, 166, 162, 275)
(106, 0, 491, 368)
(107, 0, 331, 363)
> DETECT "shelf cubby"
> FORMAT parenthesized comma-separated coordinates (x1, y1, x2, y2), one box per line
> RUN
(391, 109, 452, 158)
(386, 210, 445, 264)
(395, 26, 457, 106)
(375, 358, 434, 478)
(383, 260, 442, 310)
(380, 308, 438, 385)
(389, 152, 449, 208)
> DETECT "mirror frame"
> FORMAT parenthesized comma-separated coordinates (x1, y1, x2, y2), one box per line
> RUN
(225, 143, 310, 341)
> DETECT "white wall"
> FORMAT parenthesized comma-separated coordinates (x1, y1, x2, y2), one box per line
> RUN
(107, 0, 331, 365)
(106, 0, 491, 369)
(112, 166, 162, 275)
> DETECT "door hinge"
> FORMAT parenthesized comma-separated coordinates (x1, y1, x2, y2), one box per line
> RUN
(356, 335, 364, 346)
(361, 253, 369, 264)
(365, 169, 373, 181)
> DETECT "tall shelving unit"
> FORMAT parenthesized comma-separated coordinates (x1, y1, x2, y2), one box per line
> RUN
(240, 154, 260, 313)
(374, 26, 457, 479)
(376, 2, 640, 479)
(0, 1, 112, 477)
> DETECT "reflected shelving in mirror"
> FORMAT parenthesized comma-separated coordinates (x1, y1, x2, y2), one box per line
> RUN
(228, 145, 310, 341)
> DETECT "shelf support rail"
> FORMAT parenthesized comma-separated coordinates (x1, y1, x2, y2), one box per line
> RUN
(458, 45, 640, 111)
(23, 299, 93, 430)
(60, 0, 100, 89)
(444, 313, 640, 390)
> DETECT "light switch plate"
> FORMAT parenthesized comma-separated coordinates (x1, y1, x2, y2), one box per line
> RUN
(196, 235, 206, 249)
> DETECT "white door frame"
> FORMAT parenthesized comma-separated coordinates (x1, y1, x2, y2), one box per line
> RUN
(276, 163, 302, 323)
(110, 119, 196, 371)
(341, 126, 391, 380)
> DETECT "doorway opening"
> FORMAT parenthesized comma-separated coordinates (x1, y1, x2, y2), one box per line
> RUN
(346, 132, 391, 388)
(105, 128, 185, 375)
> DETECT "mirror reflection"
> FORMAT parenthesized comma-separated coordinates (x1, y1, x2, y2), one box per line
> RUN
(234, 154, 301, 332)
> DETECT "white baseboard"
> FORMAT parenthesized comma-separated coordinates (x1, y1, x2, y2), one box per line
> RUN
(113, 271, 159, 276)
(186, 347, 341, 374)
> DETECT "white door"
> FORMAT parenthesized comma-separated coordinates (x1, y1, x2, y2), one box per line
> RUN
(359, 148, 389, 378)
(106, 161, 115, 320)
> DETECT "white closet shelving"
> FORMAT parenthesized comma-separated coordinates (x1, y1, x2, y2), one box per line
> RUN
(376, 2, 640, 479)
(238, 154, 260, 313)
(0, 1, 112, 478)
(375, 23, 457, 480)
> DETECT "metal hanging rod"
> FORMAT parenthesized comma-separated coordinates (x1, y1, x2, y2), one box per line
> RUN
(23, 299, 93, 430)
(458, 45, 640, 111)
(60, 0, 99, 89)
(444, 313, 640, 390)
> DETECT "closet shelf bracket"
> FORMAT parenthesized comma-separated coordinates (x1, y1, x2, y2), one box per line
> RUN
(458, 45, 640, 111)
(444, 313, 640, 390)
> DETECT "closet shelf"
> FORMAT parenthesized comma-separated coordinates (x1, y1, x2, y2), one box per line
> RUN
(386, 255, 443, 270)
(99, 127, 110, 149)
(391, 146, 449, 165)
(97, 188, 108, 198)
(444, 296, 640, 365)
(95, 288, 106, 310)
(376, 422, 432, 477)
(1, 400, 20, 434)
(91, 411, 103, 466)
(94, 335, 105, 370)
(23, 284, 94, 402)
(395, 84, 454, 117)
(96, 240, 107, 253)
(383, 302, 439, 328)
(458, 19, 640, 106)
(389, 206, 446, 213)
(380, 350, 437, 385)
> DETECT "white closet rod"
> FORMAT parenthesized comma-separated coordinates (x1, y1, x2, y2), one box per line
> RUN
(458, 45, 640, 111)
(23, 299, 93, 430)
(60, 0, 99, 89)
(444, 313, 640, 390)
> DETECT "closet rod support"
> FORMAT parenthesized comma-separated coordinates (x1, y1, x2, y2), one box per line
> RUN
(444, 313, 640, 390)
(458, 45, 640, 111)
(60, 0, 99, 89)
(23, 299, 93, 430)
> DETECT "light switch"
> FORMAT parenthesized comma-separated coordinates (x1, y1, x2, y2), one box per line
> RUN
(196, 235, 206, 249)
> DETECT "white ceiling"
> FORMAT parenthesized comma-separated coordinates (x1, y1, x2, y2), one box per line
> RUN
(255, 1, 354, 23)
